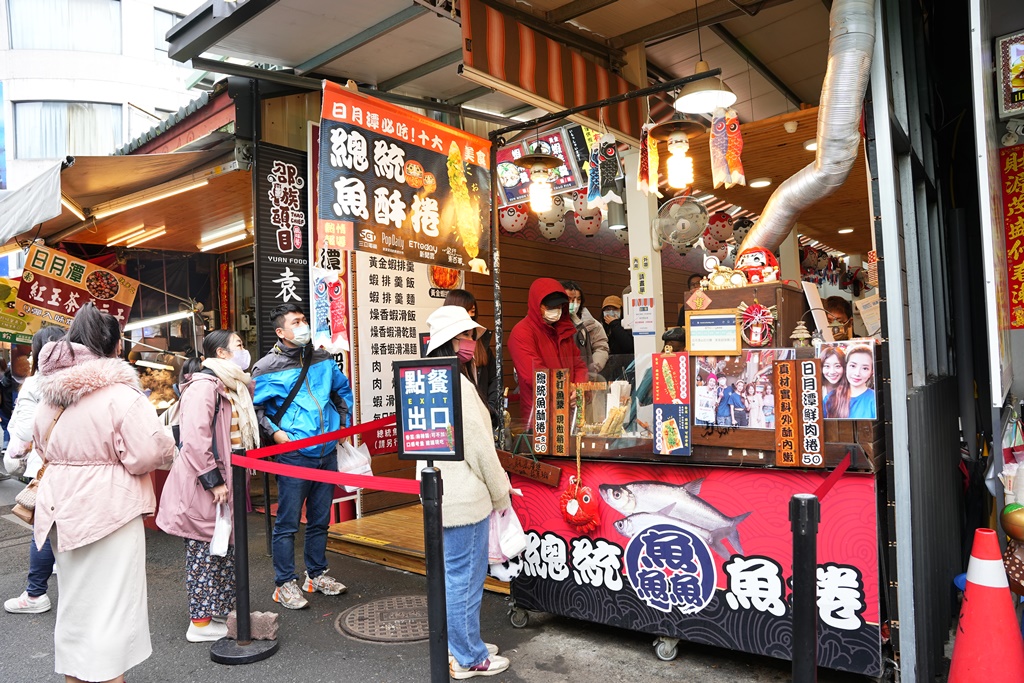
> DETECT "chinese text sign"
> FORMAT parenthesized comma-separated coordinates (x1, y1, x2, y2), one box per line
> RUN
(1001, 144, 1024, 328)
(395, 358, 463, 461)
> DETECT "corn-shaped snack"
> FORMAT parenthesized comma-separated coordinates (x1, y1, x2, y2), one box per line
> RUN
(661, 358, 678, 402)
(446, 142, 481, 260)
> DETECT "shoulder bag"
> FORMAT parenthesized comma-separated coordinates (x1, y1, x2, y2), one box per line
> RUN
(262, 344, 312, 445)
(11, 406, 66, 526)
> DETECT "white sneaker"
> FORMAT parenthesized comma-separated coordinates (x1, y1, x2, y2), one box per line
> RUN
(450, 654, 510, 679)
(273, 580, 309, 609)
(302, 571, 347, 595)
(4, 592, 51, 614)
(186, 620, 228, 642)
(449, 643, 499, 664)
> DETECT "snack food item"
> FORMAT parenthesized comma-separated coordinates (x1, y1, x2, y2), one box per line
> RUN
(599, 405, 627, 437)
(429, 265, 460, 290)
(86, 270, 120, 300)
(661, 417, 683, 452)
(446, 142, 482, 259)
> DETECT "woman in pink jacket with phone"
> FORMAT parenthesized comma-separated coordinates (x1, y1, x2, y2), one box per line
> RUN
(33, 303, 175, 683)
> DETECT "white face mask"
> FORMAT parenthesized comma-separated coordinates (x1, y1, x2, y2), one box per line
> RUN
(290, 323, 311, 346)
(543, 308, 562, 323)
(231, 348, 251, 371)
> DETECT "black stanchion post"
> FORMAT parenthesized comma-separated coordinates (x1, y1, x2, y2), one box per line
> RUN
(421, 464, 449, 683)
(211, 450, 280, 665)
(790, 493, 820, 683)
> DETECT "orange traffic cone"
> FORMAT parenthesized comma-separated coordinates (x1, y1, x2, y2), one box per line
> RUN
(949, 528, 1024, 682)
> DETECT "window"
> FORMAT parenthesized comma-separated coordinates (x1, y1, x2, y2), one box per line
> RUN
(8, 0, 121, 53)
(154, 8, 184, 61)
(15, 102, 123, 159)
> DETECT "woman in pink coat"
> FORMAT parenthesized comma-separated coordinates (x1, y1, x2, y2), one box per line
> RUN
(33, 303, 175, 683)
(157, 329, 260, 642)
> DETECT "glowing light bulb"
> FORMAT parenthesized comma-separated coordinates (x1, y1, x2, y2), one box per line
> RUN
(667, 150, 694, 189)
(529, 177, 553, 213)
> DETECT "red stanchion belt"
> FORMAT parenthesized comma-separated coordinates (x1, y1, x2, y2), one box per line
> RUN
(233, 452, 420, 495)
(247, 414, 397, 460)
(813, 451, 852, 501)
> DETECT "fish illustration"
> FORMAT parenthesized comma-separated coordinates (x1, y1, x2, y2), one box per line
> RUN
(613, 504, 732, 558)
(709, 108, 730, 190)
(586, 139, 602, 208)
(724, 108, 745, 187)
(599, 479, 751, 555)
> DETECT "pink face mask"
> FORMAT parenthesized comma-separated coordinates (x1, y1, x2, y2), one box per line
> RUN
(457, 337, 476, 362)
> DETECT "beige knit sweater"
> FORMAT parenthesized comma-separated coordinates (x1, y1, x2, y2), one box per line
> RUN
(420, 374, 511, 528)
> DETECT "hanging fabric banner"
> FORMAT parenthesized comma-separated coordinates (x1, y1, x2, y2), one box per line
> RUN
(318, 81, 491, 272)
(460, 0, 646, 147)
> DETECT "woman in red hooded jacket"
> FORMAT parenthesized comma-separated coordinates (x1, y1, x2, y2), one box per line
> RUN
(508, 278, 588, 429)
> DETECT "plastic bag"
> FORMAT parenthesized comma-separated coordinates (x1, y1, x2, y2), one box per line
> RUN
(337, 441, 372, 493)
(210, 503, 231, 557)
(488, 505, 527, 564)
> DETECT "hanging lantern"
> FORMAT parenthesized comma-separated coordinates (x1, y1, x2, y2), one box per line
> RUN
(515, 153, 562, 214)
(650, 117, 706, 190)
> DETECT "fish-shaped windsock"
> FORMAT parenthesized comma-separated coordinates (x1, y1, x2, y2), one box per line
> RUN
(709, 107, 730, 189)
(560, 475, 600, 533)
(586, 139, 602, 208)
(724, 108, 745, 187)
(637, 123, 663, 198)
(596, 133, 623, 209)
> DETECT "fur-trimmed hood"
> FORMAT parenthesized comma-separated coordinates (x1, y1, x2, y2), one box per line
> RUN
(36, 341, 141, 408)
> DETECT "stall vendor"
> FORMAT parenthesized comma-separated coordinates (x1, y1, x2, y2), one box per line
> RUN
(560, 280, 609, 380)
(508, 278, 588, 429)
(601, 295, 634, 383)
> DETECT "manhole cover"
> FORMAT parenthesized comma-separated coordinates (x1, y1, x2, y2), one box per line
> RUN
(336, 595, 430, 643)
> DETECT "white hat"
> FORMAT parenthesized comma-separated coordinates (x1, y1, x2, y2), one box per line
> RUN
(426, 306, 484, 354)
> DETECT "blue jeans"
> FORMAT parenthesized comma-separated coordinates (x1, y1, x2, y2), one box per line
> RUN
(272, 449, 337, 586)
(27, 537, 55, 597)
(444, 517, 490, 668)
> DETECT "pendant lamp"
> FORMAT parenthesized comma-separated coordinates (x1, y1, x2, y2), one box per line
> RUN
(673, 1, 736, 114)
(515, 152, 562, 214)
(650, 116, 706, 190)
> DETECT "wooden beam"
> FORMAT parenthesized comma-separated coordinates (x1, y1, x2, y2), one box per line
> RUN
(545, 0, 619, 24)
(608, 0, 795, 50)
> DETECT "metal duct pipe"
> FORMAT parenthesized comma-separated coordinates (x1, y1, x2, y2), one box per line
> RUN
(736, 0, 875, 256)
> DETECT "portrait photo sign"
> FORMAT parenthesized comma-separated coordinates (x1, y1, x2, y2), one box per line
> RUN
(817, 339, 878, 420)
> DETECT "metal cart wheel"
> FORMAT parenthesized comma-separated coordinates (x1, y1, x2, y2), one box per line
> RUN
(510, 608, 530, 629)
(654, 637, 679, 661)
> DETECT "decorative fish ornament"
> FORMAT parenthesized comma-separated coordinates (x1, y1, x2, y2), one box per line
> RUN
(724, 108, 745, 187)
(596, 133, 623, 208)
(709, 107, 730, 189)
(560, 474, 600, 533)
(586, 139, 602, 207)
(637, 123, 663, 198)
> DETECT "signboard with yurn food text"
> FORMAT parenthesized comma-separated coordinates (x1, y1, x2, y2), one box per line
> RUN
(318, 80, 491, 271)
(16, 245, 139, 327)
(255, 143, 311, 356)
(394, 357, 463, 462)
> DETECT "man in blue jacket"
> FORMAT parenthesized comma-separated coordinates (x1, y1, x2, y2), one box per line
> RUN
(252, 303, 353, 609)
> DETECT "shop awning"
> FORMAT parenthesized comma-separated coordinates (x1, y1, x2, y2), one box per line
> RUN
(0, 149, 252, 254)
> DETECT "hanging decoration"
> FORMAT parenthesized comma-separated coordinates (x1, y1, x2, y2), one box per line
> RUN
(514, 152, 562, 214)
(636, 123, 662, 198)
(738, 300, 777, 347)
(586, 133, 623, 210)
(707, 211, 734, 243)
(710, 107, 746, 189)
(535, 194, 568, 241)
(571, 189, 603, 237)
(498, 204, 530, 233)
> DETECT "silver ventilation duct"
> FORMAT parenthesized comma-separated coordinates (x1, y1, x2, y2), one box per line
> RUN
(736, 0, 876, 256)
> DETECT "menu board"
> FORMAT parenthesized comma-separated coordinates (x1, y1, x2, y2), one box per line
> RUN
(652, 352, 691, 456)
(318, 80, 491, 271)
(16, 245, 139, 327)
(774, 359, 825, 468)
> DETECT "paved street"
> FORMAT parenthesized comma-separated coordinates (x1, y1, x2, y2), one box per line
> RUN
(0, 477, 889, 682)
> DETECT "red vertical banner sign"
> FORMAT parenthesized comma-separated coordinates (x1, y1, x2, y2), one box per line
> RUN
(218, 262, 231, 329)
(798, 359, 825, 468)
(553, 369, 570, 456)
(775, 360, 798, 466)
(1001, 144, 1024, 328)
(534, 369, 551, 455)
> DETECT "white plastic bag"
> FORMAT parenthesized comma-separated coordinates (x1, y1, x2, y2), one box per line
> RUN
(488, 505, 527, 564)
(337, 441, 372, 493)
(210, 503, 231, 557)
